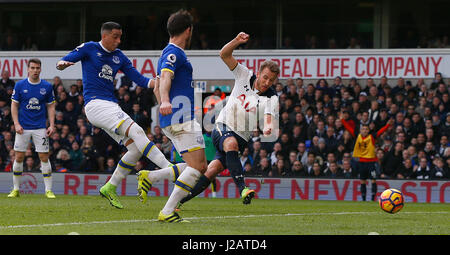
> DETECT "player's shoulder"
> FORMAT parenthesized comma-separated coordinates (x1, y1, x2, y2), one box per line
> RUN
(162, 43, 185, 58)
(15, 79, 27, 86)
(75, 41, 96, 50)
(40, 79, 52, 87)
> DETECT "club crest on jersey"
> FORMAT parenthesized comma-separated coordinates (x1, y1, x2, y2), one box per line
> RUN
(99, 64, 114, 82)
(40, 88, 46, 95)
(26, 97, 41, 110)
(112, 56, 120, 64)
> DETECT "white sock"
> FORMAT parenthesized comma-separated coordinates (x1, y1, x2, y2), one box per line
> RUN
(40, 161, 52, 192)
(109, 144, 141, 186)
(161, 166, 201, 215)
(148, 163, 187, 183)
(124, 123, 171, 168)
(12, 160, 23, 190)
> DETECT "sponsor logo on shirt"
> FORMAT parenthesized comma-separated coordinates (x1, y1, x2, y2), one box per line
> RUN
(26, 97, 41, 110)
(99, 64, 114, 82)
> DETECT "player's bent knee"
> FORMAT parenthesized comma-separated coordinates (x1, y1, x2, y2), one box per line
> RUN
(117, 118, 142, 138)
(205, 160, 224, 179)
(223, 137, 239, 152)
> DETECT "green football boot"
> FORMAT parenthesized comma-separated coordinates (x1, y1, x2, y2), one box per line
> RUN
(99, 182, 123, 209)
(241, 187, 256, 205)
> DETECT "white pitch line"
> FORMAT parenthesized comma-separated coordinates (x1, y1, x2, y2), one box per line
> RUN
(0, 211, 448, 230)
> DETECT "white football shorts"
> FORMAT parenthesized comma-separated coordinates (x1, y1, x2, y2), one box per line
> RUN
(162, 119, 205, 155)
(84, 99, 131, 145)
(14, 128, 49, 153)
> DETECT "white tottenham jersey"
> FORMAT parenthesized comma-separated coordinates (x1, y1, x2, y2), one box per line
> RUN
(215, 63, 278, 141)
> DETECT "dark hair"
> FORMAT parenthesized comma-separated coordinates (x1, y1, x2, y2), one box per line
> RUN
(101, 21, 122, 35)
(167, 9, 193, 37)
(28, 58, 41, 67)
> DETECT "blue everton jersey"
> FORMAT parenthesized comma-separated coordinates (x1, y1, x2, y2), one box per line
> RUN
(61, 41, 150, 105)
(11, 78, 55, 130)
(157, 43, 194, 128)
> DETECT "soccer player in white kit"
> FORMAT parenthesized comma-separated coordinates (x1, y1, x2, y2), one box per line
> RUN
(177, 32, 280, 207)
(57, 22, 186, 209)
(8, 58, 56, 199)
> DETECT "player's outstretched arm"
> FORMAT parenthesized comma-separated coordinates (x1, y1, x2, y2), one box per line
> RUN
(220, 32, 249, 71)
(56, 60, 75, 70)
(376, 117, 394, 138)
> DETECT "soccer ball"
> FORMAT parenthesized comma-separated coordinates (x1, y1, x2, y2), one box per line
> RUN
(378, 188, 404, 214)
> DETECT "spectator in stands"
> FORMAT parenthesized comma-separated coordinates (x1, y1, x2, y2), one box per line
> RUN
(341, 159, 355, 178)
(397, 158, 414, 179)
(381, 142, 404, 178)
(1, 71, 15, 90)
(310, 161, 324, 177)
(290, 160, 305, 177)
(432, 157, 448, 179)
(430, 72, 444, 90)
(69, 141, 83, 171)
(323, 161, 343, 178)
(240, 147, 253, 169)
(105, 157, 116, 173)
(413, 157, 432, 179)
(270, 159, 289, 177)
(55, 149, 72, 171)
(254, 157, 271, 177)
(161, 135, 172, 159)
(23, 156, 39, 172)
(79, 136, 102, 172)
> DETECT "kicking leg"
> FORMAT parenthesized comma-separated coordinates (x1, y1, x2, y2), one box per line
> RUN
(222, 137, 255, 204)
(119, 120, 171, 169)
(100, 140, 141, 208)
(178, 159, 224, 205)
(159, 148, 207, 222)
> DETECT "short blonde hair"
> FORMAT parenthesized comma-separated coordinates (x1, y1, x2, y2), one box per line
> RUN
(259, 60, 280, 76)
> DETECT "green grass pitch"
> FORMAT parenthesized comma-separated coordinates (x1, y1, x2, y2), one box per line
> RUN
(0, 194, 449, 235)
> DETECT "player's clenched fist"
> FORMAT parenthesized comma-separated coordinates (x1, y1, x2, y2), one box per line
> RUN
(235, 32, 249, 44)
(160, 101, 173, 116)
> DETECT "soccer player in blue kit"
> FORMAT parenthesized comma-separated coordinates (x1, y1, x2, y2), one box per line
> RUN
(137, 10, 208, 222)
(57, 22, 186, 209)
(8, 58, 56, 199)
